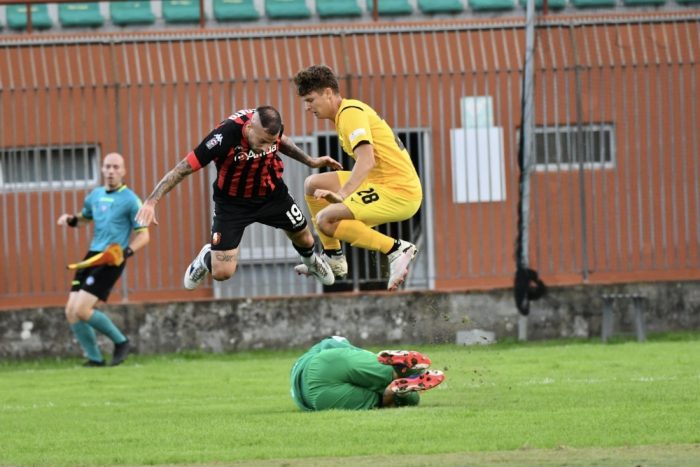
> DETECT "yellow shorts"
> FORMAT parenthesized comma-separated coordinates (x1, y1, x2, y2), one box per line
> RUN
(336, 171, 422, 228)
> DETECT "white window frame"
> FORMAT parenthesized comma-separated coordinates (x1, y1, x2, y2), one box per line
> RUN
(0, 144, 101, 191)
(533, 124, 616, 172)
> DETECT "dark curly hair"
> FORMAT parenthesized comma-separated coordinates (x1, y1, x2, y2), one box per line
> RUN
(293, 65, 340, 96)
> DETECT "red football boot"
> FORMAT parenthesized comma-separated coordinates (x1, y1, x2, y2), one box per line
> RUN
(377, 350, 431, 373)
(389, 370, 445, 394)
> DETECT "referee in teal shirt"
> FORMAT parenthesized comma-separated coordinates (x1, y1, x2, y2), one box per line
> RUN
(57, 152, 149, 367)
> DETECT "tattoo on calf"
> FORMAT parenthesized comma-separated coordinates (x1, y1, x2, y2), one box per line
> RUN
(215, 251, 238, 262)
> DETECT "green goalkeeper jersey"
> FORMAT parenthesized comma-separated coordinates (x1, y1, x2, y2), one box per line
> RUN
(290, 336, 358, 411)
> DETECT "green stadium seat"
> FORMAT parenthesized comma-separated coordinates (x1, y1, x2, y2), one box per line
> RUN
(162, 0, 202, 23)
(6, 4, 53, 30)
(110, 2, 156, 26)
(214, 0, 260, 21)
(571, 0, 616, 6)
(676, 0, 700, 3)
(316, 0, 363, 17)
(265, 0, 311, 19)
(418, 0, 465, 13)
(622, 0, 665, 4)
(518, 0, 567, 9)
(59, 3, 104, 28)
(366, 0, 413, 16)
(469, 0, 515, 11)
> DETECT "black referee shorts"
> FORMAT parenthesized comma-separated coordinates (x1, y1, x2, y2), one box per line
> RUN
(211, 186, 308, 251)
(71, 251, 127, 302)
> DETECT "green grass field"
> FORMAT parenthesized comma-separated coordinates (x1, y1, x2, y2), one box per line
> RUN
(1, 334, 699, 465)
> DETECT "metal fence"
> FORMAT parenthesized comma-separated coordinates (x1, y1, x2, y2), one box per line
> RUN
(1, 13, 699, 309)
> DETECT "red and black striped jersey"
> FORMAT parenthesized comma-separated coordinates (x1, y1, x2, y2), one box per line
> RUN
(186, 108, 285, 202)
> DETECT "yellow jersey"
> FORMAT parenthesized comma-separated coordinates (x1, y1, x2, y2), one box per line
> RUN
(334, 99, 422, 200)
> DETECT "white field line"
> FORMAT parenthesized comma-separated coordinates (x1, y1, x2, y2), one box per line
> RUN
(463, 375, 685, 388)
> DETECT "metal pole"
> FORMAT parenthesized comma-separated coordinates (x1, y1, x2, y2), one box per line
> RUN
(520, 0, 537, 270)
(27, 2, 33, 34)
(570, 24, 590, 281)
(516, 0, 537, 331)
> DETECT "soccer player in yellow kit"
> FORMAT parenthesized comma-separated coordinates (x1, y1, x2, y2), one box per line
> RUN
(293, 65, 422, 290)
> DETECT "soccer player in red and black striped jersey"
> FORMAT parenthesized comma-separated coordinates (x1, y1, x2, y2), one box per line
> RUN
(135, 106, 342, 289)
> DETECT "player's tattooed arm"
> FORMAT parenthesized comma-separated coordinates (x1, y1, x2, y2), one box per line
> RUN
(144, 159, 195, 204)
(279, 135, 313, 166)
(136, 158, 195, 226)
(279, 135, 342, 171)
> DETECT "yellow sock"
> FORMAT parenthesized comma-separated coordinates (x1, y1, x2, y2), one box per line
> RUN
(305, 194, 341, 251)
(334, 220, 395, 253)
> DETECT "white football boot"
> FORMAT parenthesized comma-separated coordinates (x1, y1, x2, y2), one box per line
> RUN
(300, 253, 335, 286)
(295, 253, 348, 279)
(183, 244, 211, 290)
(387, 240, 417, 291)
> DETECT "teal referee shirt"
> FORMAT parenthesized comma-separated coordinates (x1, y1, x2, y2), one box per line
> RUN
(81, 185, 146, 251)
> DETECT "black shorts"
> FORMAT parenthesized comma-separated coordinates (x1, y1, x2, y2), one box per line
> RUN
(211, 186, 308, 251)
(70, 251, 127, 302)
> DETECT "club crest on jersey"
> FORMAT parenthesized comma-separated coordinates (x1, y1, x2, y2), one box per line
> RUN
(206, 133, 223, 149)
(212, 232, 221, 246)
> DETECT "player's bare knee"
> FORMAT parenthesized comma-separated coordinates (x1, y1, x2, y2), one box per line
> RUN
(316, 209, 327, 225)
(304, 175, 319, 196)
(64, 307, 77, 322)
(316, 215, 329, 234)
(316, 212, 337, 236)
(65, 305, 89, 322)
(77, 308, 94, 321)
(319, 222, 334, 237)
(211, 264, 236, 281)
(211, 271, 233, 281)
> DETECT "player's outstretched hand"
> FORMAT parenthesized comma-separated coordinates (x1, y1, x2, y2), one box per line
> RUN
(314, 189, 344, 204)
(135, 201, 158, 226)
(310, 156, 342, 171)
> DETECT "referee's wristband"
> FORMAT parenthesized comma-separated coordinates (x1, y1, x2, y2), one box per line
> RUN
(67, 215, 79, 227)
(124, 247, 134, 258)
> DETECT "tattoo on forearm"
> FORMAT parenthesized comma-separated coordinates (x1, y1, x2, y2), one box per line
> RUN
(215, 251, 238, 262)
(280, 138, 310, 165)
(146, 160, 194, 202)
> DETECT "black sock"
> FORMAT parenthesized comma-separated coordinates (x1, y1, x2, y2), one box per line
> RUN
(293, 243, 315, 258)
(386, 239, 401, 255)
(323, 248, 343, 257)
(204, 251, 212, 272)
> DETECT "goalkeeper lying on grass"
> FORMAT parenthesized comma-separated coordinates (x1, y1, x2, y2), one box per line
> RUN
(57, 152, 149, 367)
(291, 336, 444, 411)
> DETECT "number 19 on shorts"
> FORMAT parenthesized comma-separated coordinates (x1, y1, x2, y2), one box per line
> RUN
(286, 204, 305, 226)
